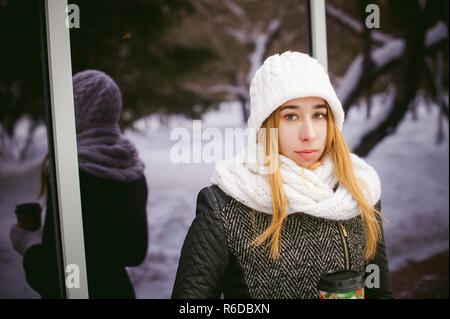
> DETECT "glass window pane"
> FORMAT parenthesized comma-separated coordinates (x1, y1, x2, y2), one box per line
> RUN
(0, 0, 65, 298)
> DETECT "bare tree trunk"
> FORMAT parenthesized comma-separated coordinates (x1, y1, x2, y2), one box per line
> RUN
(410, 99, 418, 121)
(366, 92, 372, 120)
(0, 128, 6, 159)
(238, 94, 249, 123)
(435, 50, 446, 144)
(19, 120, 39, 162)
(436, 108, 445, 144)
(423, 54, 449, 120)
(360, 0, 374, 121)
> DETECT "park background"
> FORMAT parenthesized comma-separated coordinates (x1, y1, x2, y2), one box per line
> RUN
(0, 0, 448, 298)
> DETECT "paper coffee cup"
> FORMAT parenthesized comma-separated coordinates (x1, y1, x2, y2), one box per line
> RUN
(318, 269, 365, 299)
(15, 203, 42, 231)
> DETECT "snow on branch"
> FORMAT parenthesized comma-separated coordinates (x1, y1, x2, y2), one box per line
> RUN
(183, 83, 248, 99)
(224, 26, 248, 43)
(425, 21, 448, 47)
(338, 21, 448, 107)
(221, 0, 250, 29)
(222, 0, 245, 18)
(326, 4, 364, 33)
(247, 19, 281, 84)
(372, 21, 447, 69)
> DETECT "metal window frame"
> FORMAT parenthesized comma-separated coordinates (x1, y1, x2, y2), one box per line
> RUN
(42, 0, 88, 299)
(307, 0, 328, 72)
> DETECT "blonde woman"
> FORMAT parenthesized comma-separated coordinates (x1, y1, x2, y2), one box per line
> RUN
(172, 51, 393, 299)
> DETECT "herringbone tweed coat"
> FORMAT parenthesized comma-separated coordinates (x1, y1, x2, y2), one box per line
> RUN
(172, 185, 393, 299)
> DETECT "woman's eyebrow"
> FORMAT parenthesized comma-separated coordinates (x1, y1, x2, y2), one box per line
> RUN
(280, 105, 298, 111)
(280, 104, 327, 111)
(314, 104, 327, 110)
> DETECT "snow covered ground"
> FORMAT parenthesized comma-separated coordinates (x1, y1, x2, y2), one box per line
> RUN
(0, 99, 448, 298)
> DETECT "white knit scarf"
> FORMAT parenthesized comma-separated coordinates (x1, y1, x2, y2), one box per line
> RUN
(210, 147, 381, 220)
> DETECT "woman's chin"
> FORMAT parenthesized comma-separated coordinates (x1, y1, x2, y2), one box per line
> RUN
(296, 159, 320, 170)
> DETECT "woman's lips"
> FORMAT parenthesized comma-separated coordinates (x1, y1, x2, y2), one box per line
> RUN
(295, 150, 317, 159)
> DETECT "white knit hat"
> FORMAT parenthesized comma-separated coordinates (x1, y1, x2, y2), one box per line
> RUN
(248, 51, 344, 132)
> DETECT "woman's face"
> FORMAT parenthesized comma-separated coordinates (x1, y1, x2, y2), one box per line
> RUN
(278, 96, 328, 169)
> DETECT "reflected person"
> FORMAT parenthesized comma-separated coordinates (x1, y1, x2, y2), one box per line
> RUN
(10, 69, 149, 298)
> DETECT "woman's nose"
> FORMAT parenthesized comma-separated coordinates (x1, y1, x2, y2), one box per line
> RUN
(299, 119, 316, 141)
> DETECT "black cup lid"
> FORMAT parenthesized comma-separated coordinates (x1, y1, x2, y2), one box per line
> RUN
(15, 202, 41, 215)
(318, 269, 364, 292)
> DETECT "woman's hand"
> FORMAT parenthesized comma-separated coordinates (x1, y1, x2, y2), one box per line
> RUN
(9, 224, 43, 256)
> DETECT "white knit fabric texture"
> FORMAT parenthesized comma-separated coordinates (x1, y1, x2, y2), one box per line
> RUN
(248, 51, 345, 132)
(210, 151, 381, 220)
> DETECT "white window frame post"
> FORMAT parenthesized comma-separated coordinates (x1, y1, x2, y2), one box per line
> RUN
(307, 0, 328, 72)
(43, 0, 89, 299)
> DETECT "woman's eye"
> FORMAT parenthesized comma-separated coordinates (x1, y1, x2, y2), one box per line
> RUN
(285, 114, 297, 120)
(314, 113, 327, 119)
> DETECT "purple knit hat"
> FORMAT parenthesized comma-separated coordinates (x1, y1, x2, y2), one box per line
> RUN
(72, 69, 122, 131)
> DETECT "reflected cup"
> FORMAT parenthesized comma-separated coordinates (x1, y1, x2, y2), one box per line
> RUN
(15, 202, 42, 231)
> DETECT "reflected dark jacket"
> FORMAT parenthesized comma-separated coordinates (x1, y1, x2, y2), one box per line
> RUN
(22, 170, 149, 299)
(172, 185, 393, 299)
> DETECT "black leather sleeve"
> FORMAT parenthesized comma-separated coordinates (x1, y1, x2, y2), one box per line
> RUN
(171, 186, 230, 299)
(364, 200, 394, 299)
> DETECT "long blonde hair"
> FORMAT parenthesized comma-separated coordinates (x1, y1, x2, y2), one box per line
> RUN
(251, 103, 382, 262)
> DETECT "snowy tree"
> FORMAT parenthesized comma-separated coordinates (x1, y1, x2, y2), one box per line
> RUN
(0, 0, 214, 160)
(327, 0, 448, 156)
(176, 0, 308, 122)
